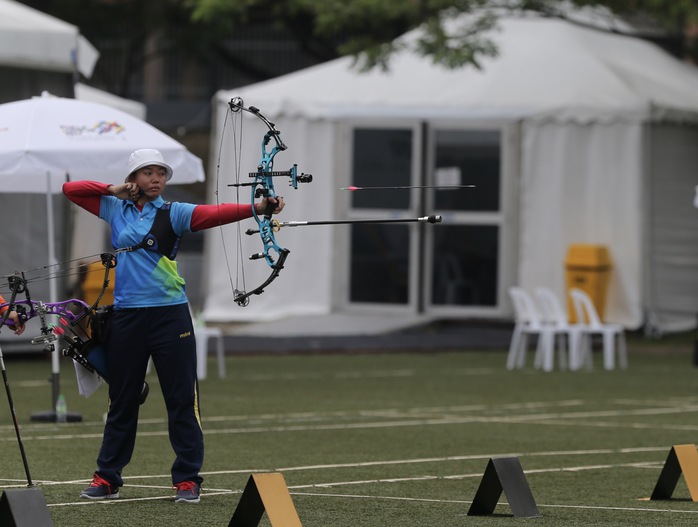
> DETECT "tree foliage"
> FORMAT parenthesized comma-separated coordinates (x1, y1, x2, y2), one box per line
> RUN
(186, 0, 698, 70)
(16, 0, 698, 100)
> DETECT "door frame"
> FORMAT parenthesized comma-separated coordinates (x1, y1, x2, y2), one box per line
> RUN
(424, 119, 520, 318)
(335, 118, 519, 318)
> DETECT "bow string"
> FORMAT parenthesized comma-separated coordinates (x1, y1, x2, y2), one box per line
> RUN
(223, 97, 312, 307)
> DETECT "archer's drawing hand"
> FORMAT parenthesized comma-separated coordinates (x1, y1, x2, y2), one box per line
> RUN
(109, 183, 142, 202)
(256, 196, 285, 216)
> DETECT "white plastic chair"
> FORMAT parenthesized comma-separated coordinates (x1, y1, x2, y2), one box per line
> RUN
(569, 288, 627, 370)
(507, 287, 567, 372)
(191, 308, 226, 380)
(534, 286, 589, 370)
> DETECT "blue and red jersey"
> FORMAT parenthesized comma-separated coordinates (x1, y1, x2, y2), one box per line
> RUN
(63, 181, 254, 309)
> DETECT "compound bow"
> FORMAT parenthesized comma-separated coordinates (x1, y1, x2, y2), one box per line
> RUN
(219, 98, 450, 308)
(224, 97, 312, 307)
(0, 253, 116, 375)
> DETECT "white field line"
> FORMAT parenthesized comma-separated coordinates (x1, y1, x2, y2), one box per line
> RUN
(511, 419, 698, 431)
(46, 489, 241, 507)
(1, 397, 695, 434)
(0, 399, 591, 432)
(284, 461, 664, 489)
(11, 367, 498, 390)
(8, 369, 419, 388)
(5, 402, 698, 442)
(289, 491, 698, 515)
(275, 448, 668, 473)
(28, 459, 687, 515)
(215, 368, 500, 382)
(0, 447, 668, 490)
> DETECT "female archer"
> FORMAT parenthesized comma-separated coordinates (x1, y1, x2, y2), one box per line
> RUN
(63, 148, 284, 503)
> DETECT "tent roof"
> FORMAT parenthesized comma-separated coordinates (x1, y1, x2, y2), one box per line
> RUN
(0, 0, 99, 77)
(74, 83, 147, 120)
(216, 11, 698, 123)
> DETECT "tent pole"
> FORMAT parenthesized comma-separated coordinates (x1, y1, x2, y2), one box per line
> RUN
(30, 173, 82, 422)
(47, 172, 59, 410)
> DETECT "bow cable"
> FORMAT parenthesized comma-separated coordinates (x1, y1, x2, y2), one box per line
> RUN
(0, 251, 118, 295)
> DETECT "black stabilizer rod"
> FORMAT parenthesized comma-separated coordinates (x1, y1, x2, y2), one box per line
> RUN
(245, 215, 442, 235)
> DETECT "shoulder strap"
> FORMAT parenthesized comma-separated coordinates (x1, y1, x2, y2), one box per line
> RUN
(122, 202, 182, 260)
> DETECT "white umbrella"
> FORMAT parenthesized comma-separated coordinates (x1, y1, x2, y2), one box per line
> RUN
(0, 92, 205, 420)
(0, 92, 204, 186)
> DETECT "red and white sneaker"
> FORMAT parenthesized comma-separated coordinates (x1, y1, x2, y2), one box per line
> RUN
(174, 481, 201, 503)
(80, 473, 120, 500)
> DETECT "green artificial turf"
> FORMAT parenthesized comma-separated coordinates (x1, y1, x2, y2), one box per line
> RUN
(0, 332, 697, 526)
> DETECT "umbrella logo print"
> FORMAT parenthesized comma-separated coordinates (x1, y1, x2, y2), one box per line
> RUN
(60, 120, 126, 137)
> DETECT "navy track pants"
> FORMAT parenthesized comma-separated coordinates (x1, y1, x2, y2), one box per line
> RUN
(95, 303, 203, 487)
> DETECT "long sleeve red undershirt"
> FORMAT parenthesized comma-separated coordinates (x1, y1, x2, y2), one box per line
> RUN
(62, 180, 255, 231)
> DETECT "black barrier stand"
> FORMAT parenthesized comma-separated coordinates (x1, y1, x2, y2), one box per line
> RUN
(468, 457, 541, 518)
(0, 488, 54, 526)
(650, 444, 698, 501)
(228, 473, 302, 527)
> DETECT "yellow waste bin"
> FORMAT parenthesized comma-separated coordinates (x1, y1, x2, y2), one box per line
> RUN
(564, 244, 612, 323)
(81, 261, 115, 307)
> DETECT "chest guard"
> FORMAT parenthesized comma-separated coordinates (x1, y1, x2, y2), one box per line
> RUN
(129, 203, 182, 260)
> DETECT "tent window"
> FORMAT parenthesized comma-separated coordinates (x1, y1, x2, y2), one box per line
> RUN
(349, 224, 409, 304)
(351, 128, 412, 210)
(431, 225, 499, 306)
(433, 130, 500, 212)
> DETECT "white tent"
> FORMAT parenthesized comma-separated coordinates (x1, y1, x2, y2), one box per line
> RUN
(0, 0, 98, 77)
(75, 82, 146, 120)
(207, 10, 698, 332)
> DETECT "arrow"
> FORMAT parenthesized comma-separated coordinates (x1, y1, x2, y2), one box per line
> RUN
(341, 185, 475, 191)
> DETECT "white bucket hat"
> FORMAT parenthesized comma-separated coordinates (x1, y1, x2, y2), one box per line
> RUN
(125, 149, 173, 182)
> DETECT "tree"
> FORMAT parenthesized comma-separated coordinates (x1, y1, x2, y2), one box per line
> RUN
(17, 0, 239, 99)
(17, 0, 698, 103)
(186, 0, 698, 71)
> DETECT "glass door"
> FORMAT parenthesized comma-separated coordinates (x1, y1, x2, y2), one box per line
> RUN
(426, 125, 517, 315)
(346, 125, 421, 310)
(341, 121, 517, 317)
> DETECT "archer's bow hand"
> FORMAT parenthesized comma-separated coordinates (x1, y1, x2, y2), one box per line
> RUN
(256, 196, 285, 216)
(7, 311, 26, 336)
